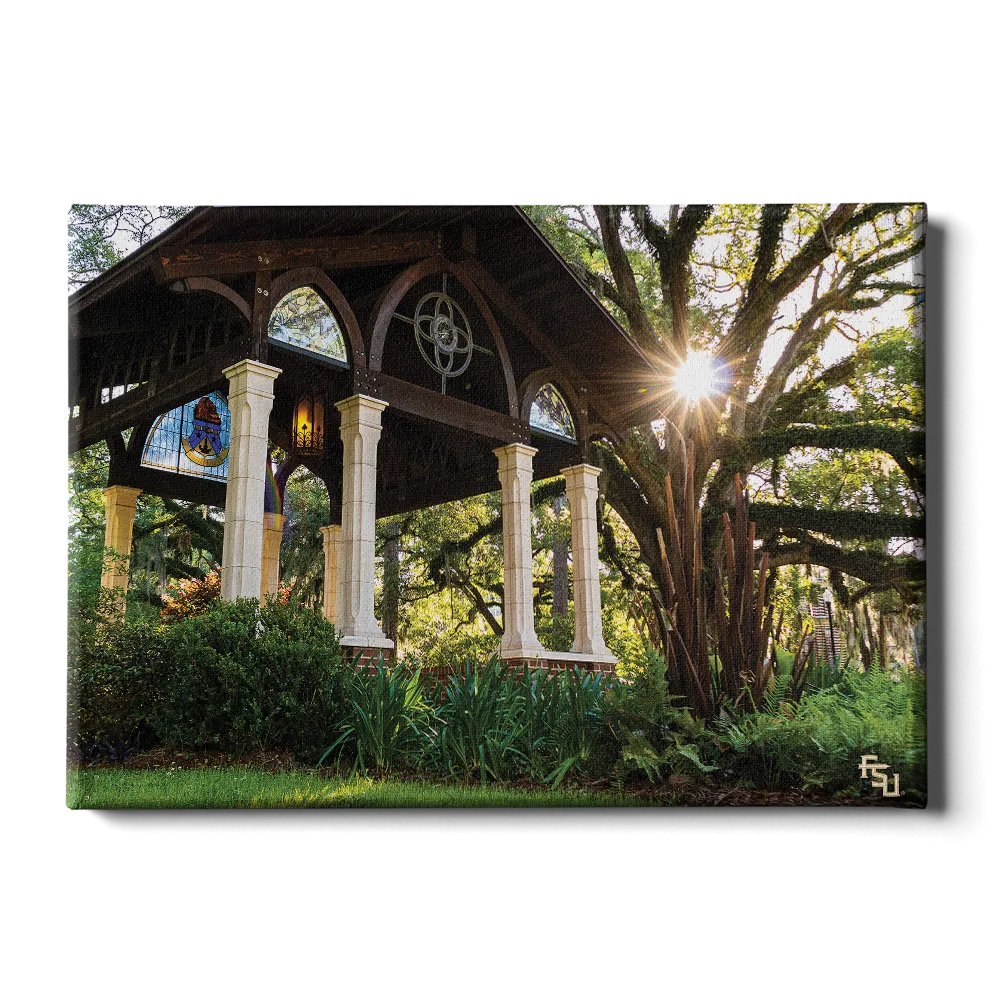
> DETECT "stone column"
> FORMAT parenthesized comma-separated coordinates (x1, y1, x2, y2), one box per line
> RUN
(335, 394, 392, 648)
(320, 524, 341, 624)
(100, 485, 142, 597)
(561, 464, 614, 659)
(494, 444, 544, 657)
(220, 360, 281, 601)
(260, 513, 286, 599)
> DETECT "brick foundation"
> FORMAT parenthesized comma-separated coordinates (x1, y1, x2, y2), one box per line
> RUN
(342, 645, 397, 669)
(499, 655, 619, 676)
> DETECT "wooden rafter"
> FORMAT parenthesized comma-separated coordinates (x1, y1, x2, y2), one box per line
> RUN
(154, 231, 443, 281)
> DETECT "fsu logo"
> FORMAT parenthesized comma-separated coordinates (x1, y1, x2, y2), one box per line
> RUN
(183, 396, 229, 467)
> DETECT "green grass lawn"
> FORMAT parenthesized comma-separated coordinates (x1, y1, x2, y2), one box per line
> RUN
(67, 768, 656, 809)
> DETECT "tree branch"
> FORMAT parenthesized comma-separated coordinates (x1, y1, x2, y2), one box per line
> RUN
(594, 205, 659, 352)
(748, 503, 925, 540)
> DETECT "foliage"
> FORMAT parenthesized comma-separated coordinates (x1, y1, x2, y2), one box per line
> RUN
(280, 467, 330, 607)
(158, 570, 291, 622)
(68, 205, 190, 287)
(320, 659, 430, 774)
(159, 570, 222, 621)
(69, 596, 168, 760)
(524, 204, 926, 685)
(426, 659, 533, 782)
(713, 668, 926, 796)
(602, 650, 717, 784)
(533, 667, 618, 787)
(151, 599, 346, 760)
(535, 612, 574, 654)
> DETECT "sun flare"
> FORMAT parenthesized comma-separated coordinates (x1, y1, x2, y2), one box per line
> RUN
(671, 350, 726, 404)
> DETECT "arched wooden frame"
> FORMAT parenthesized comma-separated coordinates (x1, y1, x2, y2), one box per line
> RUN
(518, 367, 589, 443)
(172, 277, 252, 323)
(368, 255, 519, 418)
(267, 267, 367, 368)
(587, 421, 619, 446)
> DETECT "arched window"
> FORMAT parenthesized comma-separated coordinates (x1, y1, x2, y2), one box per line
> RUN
(267, 286, 348, 364)
(141, 391, 231, 481)
(529, 383, 577, 442)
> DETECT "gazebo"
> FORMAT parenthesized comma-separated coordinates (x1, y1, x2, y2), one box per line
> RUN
(69, 207, 658, 669)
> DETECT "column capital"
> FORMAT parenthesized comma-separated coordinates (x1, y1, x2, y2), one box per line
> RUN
(493, 442, 538, 460)
(223, 358, 283, 380)
(102, 485, 143, 505)
(494, 442, 538, 476)
(223, 359, 282, 396)
(560, 463, 603, 489)
(335, 394, 387, 422)
(320, 524, 342, 545)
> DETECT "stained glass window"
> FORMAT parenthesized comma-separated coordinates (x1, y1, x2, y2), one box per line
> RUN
(141, 391, 231, 481)
(267, 286, 348, 364)
(530, 383, 577, 441)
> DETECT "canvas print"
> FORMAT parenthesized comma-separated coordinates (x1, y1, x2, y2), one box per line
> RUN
(67, 204, 926, 808)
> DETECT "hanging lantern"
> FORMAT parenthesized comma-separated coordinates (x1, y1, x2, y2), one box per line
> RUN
(292, 394, 325, 456)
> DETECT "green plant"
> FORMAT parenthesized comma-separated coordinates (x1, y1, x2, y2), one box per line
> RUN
(602, 649, 716, 784)
(537, 668, 618, 787)
(159, 570, 222, 621)
(713, 668, 926, 795)
(418, 659, 617, 788)
(321, 658, 430, 774)
(153, 598, 346, 761)
(429, 658, 530, 783)
(68, 602, 168, 759)
(535, 612, 575, 654)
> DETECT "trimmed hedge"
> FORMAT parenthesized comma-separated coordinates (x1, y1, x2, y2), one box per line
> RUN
(69, 599, 347, 762)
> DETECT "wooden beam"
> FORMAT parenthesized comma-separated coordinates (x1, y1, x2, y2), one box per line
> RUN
(69, 338, 252, 453)
(353, 369, 531, 445)
(110, 465, 227, 508)
(155, 231, 443, 281)
(458, 256, 645, 440)
(250, 270, 271, 362)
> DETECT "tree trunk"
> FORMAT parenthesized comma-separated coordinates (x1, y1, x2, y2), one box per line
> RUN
(552, 494, 569, 616)
(864, 605, 878, 670)
(382, 521, 401, 645)
(856, 605, 873, 671)
(877, 611, 888, 671)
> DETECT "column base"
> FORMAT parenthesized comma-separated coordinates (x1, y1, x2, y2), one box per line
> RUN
(499, 649, 619, 674)
(341, 640, 397, 670)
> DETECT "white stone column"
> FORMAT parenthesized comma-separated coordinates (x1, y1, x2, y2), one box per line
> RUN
(101, 485, 142, 596)
(335, 394, 392, 648)
(562, 464, 615, 660)
(260, 513, 286, 599)
(494, 444, 544, 657)
(320, 524, 341, 624)
(220, 360, 281, 601)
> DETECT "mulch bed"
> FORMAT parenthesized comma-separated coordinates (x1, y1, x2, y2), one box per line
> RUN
(71, 750, 919, 806)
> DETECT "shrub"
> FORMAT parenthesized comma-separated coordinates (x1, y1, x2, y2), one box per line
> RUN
(423, 658, 618, 787)
(601, 649, 717, 784)
(152, 598, 346, 761)
(321, 658, 431, 774)
(535, 612, 575, 653)
(159, 570, 221, 622)
(69, 601, 168, 759)
(428, 658, 532, 782)
(713, 668, 927, 795)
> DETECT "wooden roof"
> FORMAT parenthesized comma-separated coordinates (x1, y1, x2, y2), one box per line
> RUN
(69, 206, 660, 516)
